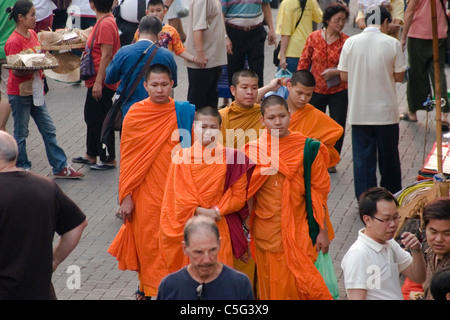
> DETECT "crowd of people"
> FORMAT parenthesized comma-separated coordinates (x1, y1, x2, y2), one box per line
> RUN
(0, 0, 449, 301)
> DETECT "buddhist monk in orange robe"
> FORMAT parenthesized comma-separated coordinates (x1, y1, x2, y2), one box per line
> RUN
(219, 70, 282, 149)
(286, 70, 343, 170)
(243, 95, 334, 300)
(218, 70, 281, 292)
(107, 64, 195, 299)
(159, 107, 254, 276)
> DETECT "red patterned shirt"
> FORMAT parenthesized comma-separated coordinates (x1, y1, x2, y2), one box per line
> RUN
(298, 30, 349, 95)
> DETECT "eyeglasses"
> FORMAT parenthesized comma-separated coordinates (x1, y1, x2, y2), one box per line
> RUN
(331, 17, 348, 24)
(196, 283, 205, 300)
(372, 214, 401, 224)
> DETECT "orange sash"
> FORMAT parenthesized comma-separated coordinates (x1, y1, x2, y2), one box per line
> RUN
(289, 103, 343, 167)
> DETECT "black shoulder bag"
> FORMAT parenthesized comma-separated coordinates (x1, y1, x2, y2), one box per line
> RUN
(273, 0, 307, 67)
(101, 43, 159, 147)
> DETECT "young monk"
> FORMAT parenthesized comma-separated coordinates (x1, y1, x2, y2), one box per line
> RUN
(287, 70, 343, 173)
(218, 69, 280, 293)
(107, 64, 195, 300)
(243, 95, 334, 300)
(159, 107, 254, 277)
(219, 69, 281, 149)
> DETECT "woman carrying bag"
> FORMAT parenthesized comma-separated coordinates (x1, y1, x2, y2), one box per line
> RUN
(73, 0, 121, 170)
(5, 0, 83, 178)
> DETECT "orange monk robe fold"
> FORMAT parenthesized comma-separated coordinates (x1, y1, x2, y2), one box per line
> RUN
(159, 142, 253, 274)
(289, 103, 343, 168)
(219, 102, 265, 149)
(244, 130, 334, 300)
(108, 97, 184, 295)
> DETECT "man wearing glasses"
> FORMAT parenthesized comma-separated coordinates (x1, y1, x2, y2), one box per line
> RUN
(341, 187, 426, 300)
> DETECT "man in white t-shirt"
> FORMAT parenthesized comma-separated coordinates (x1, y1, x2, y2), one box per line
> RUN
(338, 5, 406, 201)
(116, 0, 148, 46)
(341, 187, 426, 300)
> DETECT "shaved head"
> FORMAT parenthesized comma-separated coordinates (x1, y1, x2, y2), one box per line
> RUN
(0, 131, 18, 164)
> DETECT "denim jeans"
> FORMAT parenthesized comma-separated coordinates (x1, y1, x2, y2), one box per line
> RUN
(8, 95, 67, 174)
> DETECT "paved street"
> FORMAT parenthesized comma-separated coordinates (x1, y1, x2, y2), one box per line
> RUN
(3, 2, 448, 300)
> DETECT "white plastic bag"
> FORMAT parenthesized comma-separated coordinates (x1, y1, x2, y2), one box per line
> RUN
(358, 0, 391, 11)
(32, 72, 45, 106)
(174, 0, 189, 18)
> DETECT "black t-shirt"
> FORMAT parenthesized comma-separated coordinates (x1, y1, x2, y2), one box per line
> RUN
(156, 264, 254, 300)
(0, 171, 86, 300)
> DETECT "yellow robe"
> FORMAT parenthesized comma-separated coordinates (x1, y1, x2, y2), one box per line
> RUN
(219, 102, 264, 149)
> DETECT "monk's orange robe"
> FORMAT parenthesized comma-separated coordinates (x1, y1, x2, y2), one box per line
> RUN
(244, 130, 335, 300)
(159, 142, 251, 274)
(219, 102, 263, 293)
(289, 103, 343, 168)
(107, 97, 183, 296)
(219, 102, 264, 149)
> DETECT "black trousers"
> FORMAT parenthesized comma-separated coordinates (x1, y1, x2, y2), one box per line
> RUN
(309, 89, 348, 155)
(187, 66, 222, 110)
(117, 19, 139, 47)
(352, 124, 401, 201)
(407, 37, 449, 113)
(84, 87, 116, 162)
(52, 10, 68, 30)
(226, 24, 267, 89)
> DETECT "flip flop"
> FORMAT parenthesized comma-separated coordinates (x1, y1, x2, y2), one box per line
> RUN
(399, 112, 418, 122)
(72, 156, 96, 165)
(90, 163, 117, 170)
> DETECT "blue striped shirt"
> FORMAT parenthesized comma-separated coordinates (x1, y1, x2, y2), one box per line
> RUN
(221, 0, 271, 20)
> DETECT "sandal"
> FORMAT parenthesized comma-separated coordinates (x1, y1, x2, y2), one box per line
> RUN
(72, 156, 96, 165)
(135, 287, 150, 300)
(399, 112, 418, 122)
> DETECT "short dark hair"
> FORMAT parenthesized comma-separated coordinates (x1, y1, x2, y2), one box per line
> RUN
(231, 69, 259, 87)
(359, 187, 398, 224)
(290, 70, 316, 88)
(430, 267, 450, 300)
(145, 63, 172, 82)
(260, 95, 289, 116)
(194, 106, 222, 125)
(138, 15, 163, 35)
(6, 0, 34, 22)
(184, 216, 220, 247)
(89, 0, 114, 14)
(365, 5, 392, 26)
(147, 0, 165, 8)
(423, 198, 450, 227)
(322, 2, 350, 28)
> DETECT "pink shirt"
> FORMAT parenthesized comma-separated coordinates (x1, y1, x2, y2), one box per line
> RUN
(408, 0, 447, 40)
